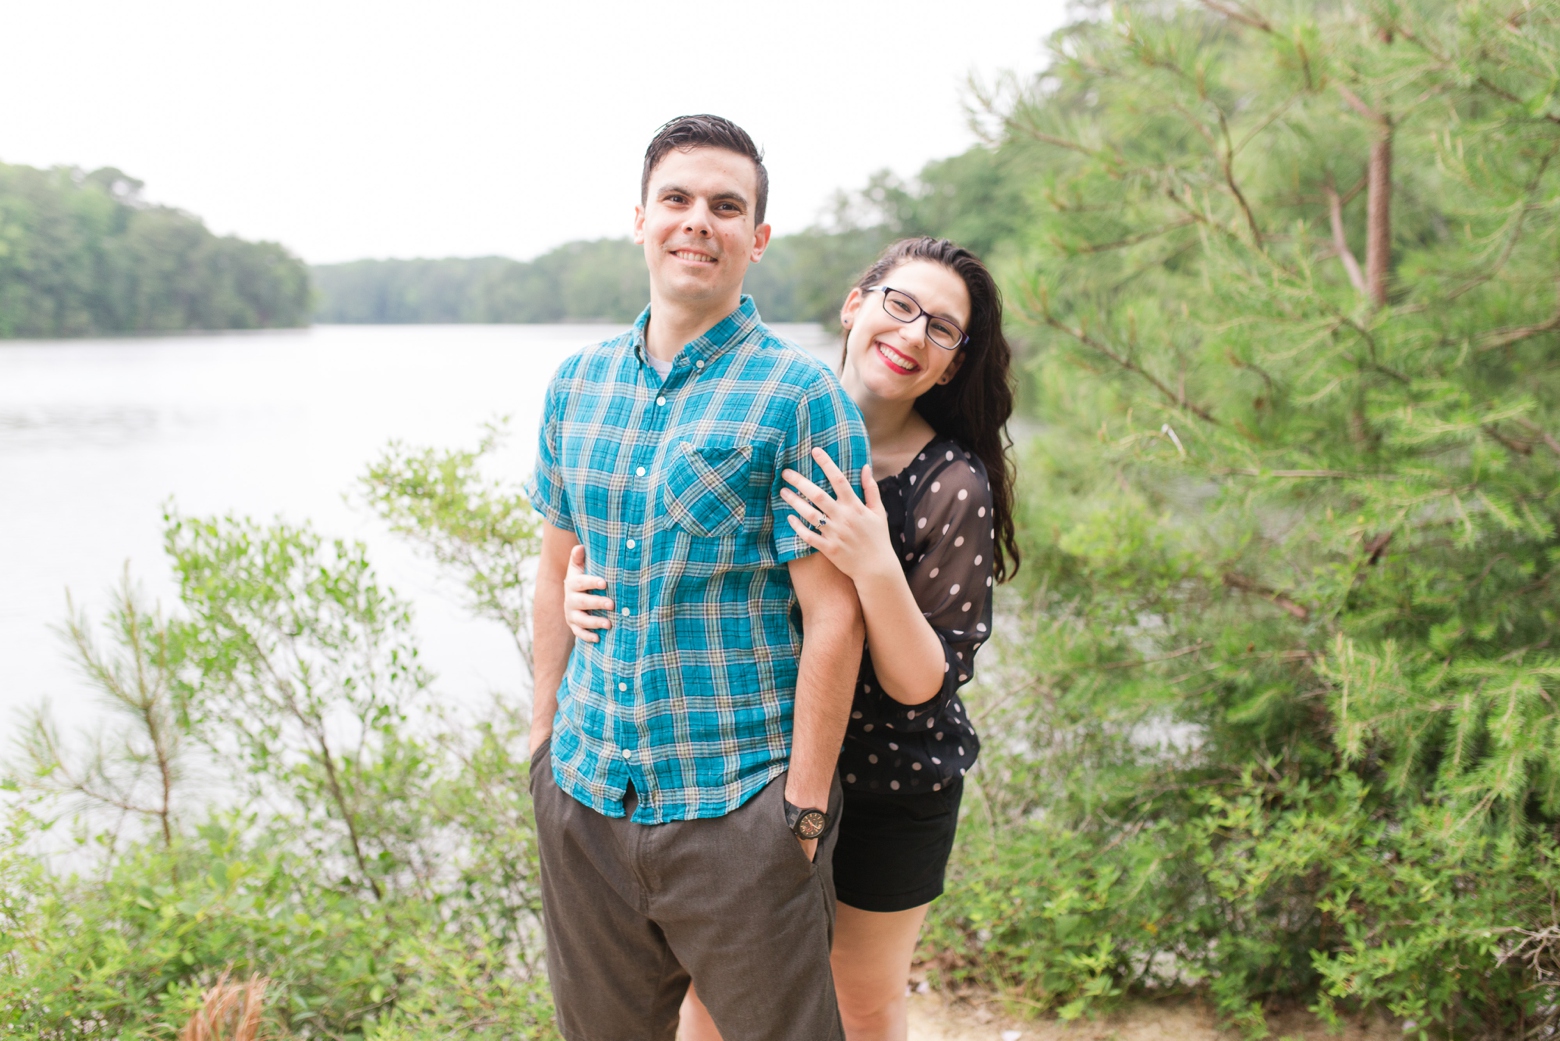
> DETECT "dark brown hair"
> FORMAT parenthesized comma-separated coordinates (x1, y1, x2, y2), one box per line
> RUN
(849, 237, 1020, 582)
(641, 114, 769, 225)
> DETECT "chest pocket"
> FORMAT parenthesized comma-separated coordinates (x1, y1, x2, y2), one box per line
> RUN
(661, 441, 752, 537)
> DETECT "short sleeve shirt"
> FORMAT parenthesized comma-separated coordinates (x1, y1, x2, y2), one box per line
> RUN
(525, 296, 870, 824)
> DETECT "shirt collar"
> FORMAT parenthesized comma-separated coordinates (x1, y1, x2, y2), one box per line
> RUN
(630, 295, 762, 370)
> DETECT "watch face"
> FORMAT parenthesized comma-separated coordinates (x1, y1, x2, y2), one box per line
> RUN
(796, 810, 828, 840)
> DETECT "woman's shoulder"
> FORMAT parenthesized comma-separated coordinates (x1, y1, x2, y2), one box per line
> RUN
(908, 439, 991, 507)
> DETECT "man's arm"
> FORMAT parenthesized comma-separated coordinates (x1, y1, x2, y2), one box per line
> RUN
(785, 550, 865, 857)
(530, 521, 581, 755)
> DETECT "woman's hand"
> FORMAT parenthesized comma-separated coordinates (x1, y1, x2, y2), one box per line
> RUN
(781, 447, 898, 585)
(564, 544, 613, 644)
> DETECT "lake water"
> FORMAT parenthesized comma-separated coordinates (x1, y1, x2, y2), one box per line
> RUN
(0, 323, 835, 733)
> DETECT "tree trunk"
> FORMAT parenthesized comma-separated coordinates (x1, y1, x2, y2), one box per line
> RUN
(1365, 127, 1392, 308)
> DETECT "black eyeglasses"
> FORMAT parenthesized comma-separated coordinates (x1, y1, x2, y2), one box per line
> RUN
(867, 286, 968, 351)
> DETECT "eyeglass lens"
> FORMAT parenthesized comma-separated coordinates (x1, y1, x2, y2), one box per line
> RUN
(880, 288, 964, 350)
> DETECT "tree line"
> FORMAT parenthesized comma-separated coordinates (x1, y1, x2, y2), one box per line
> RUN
(0, 162, 311, 337)
(309, 230, 892, 325)
(8, 1, 1560, 1037)
(309, 151, 1020, 327)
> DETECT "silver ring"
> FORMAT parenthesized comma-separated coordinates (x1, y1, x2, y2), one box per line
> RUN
(816, 515, 828, 527)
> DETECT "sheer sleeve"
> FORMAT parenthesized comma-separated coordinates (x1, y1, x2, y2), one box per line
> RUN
(895, 449, 996, 713)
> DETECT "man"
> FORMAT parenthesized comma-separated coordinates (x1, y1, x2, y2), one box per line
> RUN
(525, 114, 869, 1041)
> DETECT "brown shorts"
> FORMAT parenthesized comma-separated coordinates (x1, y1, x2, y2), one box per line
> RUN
(530, 738, 845, 1041)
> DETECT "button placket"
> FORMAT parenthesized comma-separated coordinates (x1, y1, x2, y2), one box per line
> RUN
(618, 369, 671, 632)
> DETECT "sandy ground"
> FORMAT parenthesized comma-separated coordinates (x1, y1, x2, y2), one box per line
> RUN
(906, 991, 1401, 1041)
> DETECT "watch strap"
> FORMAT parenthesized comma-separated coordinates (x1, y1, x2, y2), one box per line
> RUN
(783, 798, 830, 838)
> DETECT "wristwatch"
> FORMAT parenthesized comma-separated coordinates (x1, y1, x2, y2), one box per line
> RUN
(784, 798, 830, 840)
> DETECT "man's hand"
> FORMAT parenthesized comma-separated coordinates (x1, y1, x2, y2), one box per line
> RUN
(799, 837, 818, 861)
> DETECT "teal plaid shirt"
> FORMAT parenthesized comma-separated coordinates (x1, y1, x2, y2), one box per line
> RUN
(526, 297, 869, 824)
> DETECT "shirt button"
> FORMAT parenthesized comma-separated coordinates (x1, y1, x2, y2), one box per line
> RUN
(695, 360, 705, 369)
(626, 539, 636, 549)
(618, 682, 627, 692)
(636, 466, 646, 476)
(621, 607, 631, 616)
(622, 748, 634, 760)
(656, 396, 666, 406)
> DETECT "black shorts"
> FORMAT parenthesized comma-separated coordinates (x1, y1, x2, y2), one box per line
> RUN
(830, 780, 963, 913)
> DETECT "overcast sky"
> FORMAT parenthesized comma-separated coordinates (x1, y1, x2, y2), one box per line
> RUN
(2, 1, 1070, 264)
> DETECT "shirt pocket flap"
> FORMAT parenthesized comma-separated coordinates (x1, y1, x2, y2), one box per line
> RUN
(662, 441, 752, 537)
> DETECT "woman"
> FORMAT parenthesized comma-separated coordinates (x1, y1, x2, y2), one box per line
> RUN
(563, 237, 1018, 1041)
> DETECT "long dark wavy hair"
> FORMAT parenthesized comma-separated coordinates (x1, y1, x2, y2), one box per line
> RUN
(846, 236, 1020, 583)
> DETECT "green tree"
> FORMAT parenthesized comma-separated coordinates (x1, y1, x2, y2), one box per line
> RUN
(0, 162, 310, 337)
(921, 0, 1560, 1034)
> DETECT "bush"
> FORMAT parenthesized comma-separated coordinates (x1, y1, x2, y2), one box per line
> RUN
(3, 430, 553, 1037)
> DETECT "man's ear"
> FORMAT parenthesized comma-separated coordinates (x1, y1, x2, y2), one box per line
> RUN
(839, 285, 865, 328)
(749, 222, 772, 263)
(936, 349, 966, 385)
(632, 204, 646, 245)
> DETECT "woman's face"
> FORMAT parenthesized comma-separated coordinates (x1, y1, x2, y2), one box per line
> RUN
(840, 259, 971, 405)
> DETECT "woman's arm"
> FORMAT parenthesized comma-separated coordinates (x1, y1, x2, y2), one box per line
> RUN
(781, 447, 946, 705)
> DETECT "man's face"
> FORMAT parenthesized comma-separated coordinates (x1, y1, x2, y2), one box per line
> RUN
(634, 146, 771, 309)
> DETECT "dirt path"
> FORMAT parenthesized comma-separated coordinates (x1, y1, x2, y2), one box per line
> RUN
(906, 991, 1400, 1041)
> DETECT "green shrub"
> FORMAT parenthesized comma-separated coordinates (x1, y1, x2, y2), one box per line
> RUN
(919, 1, 1560, 1034)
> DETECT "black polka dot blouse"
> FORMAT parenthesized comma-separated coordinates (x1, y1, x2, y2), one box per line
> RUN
(839, 436, 991, 794)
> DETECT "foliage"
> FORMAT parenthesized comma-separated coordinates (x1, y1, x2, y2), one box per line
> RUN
(19, 572, 184, 849)
(0, 163, 310, 337)
(360, 421, 542, 677)
(0, 809, 554, 1039)
(743, 227, 892, 325)
(312, 230, 896, 327)
(4, 451, 550, 1035)
(914, 0, 1560, 1036)
(311, 240, 650, 324)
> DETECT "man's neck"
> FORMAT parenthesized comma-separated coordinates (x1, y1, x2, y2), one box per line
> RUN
(644, 289, 744, 363)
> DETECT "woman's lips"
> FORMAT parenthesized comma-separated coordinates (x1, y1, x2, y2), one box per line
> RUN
(874, 340, 920, 374)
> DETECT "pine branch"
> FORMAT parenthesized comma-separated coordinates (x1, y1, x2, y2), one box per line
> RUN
(1217, 109, 1264, 248)
(1396, 25, 1560, 127)
(1514, 418, 1560, 459)
(1477, 310, 1560, 352)
(1325, 182, 1369, 299)
(1336, 83, 1385, 125)
(1484, 424, 1535, 456)
(1223, 572, 1310, 621)
(1198, 0, 1273, 32)
(1062, 217, 1197, 254)
(1039, 310, 1220, 424)
(1216, 468, 1399, 480)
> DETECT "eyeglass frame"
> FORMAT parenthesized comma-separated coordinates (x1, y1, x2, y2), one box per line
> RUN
(864, 286, 969, 351)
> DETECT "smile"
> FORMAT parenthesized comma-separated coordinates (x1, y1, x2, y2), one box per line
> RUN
(672, 249, 717, 265)
(874, 340, 921, 374)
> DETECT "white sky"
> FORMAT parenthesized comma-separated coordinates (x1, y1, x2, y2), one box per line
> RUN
(1, 0, 1070, 264)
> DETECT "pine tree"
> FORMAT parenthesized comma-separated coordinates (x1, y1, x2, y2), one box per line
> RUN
(938, 2, 1560, 1032)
